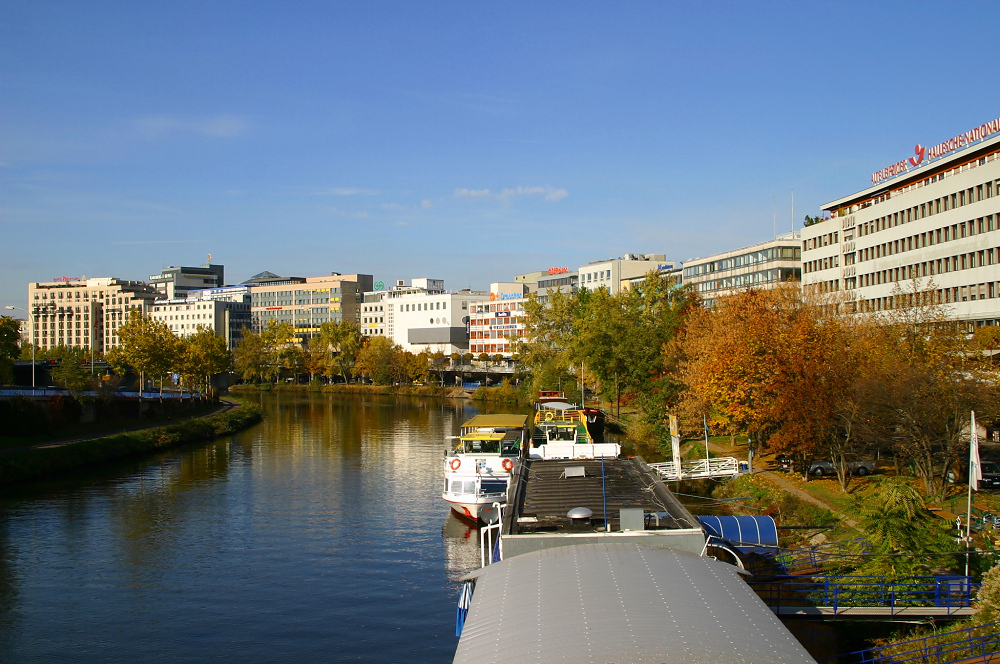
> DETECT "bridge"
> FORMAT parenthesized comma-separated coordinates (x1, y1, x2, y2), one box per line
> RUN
(749, 574, 978, 619)
(830, 620, 1000, 663)
(648, 456, 743, 480)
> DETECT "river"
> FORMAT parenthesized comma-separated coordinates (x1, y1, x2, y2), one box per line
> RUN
(0, 392, 877, 663)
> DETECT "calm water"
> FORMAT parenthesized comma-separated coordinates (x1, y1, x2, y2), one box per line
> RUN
(0, 393, 499, 664)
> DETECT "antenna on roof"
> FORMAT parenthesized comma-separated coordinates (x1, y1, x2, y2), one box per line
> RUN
(773, 196, 776, 239)
(791, 190, 795, 233)
(207, 253, 212, 264)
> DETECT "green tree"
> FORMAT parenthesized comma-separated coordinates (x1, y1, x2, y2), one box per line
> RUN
(517, 286, 581, 400)
(233, 327, 272, 383)
(0, 315, 20, 384)
(110, 310, 179, 396)
(49, 346, 91, 392)
(180, 327, 232, 395)
(315, 321, 362, 382)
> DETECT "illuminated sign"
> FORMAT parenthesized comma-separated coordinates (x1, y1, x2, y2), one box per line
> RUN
(53, 276, 81, 282)
(374, 281, 385, 291)
(495, 311, 510, 317)
(489, 292, 522, 301)
(547, 267, 569, 275)
(871, 117, 1000, 185)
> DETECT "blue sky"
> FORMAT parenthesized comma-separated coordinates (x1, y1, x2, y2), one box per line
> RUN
(3, 1, 999, 308)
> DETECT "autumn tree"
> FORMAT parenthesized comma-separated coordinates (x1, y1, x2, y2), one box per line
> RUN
(354, 336, 401, 385)
(517, 286, 582, 402)
(233, 327, 272, 383)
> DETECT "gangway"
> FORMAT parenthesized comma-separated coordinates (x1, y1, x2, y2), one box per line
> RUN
(750, 574, 979, 618)
(826, 620, 1000, 663)
(649, 456, 742, 481)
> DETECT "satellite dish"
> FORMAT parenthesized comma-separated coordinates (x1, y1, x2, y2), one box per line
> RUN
(567, 507, 593, 520)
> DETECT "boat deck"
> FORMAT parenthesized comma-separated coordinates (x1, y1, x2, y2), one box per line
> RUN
(505, 457, 698, 535)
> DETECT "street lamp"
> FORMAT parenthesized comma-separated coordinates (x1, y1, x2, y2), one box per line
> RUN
(4, 305, 35, 388)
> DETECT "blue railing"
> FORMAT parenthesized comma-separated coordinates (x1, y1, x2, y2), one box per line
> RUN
(825, 621, 1000, 663)
(750, 575, 978, 614)
(745, 538, 868, 576)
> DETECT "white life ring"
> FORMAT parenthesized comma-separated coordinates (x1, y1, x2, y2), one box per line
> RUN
(502, 458, 514, 471)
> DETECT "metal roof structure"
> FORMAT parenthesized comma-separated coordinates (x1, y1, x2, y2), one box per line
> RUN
(461, 414, 529, 429)
(454, 542, 816, 664)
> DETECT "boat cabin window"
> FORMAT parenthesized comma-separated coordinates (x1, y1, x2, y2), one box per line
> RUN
(547, 426, 577, 442)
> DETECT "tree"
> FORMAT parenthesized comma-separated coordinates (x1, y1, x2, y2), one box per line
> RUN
(355, 336, 400, 385)
(111, 310, 180, 396)
(180, 327, 231, 395)
(803, 214, 824, 227)
(428, 350, 448, 385)
(517, 286, 580, 399)
(233, 327, 272, 383)
(0, 316, 20, 384)
(49, 346, 91, 392)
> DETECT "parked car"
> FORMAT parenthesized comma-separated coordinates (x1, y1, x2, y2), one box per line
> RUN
(980, 462, 1000, 490)
(775, 454, 794, 472)
(808, 457, 875, 477)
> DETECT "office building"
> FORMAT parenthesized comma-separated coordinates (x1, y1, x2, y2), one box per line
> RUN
(468, 283, 528, 358)
(577, 254, 669, 294)
(149, 261, 225, 299)
(248, 272, 373, 342)
(27, 277, 159, 353)
(683, 235, 801, 308)
(803, 117, 1000, 330)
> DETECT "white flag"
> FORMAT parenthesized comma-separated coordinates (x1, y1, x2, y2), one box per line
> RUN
(971, 411, 983, 491)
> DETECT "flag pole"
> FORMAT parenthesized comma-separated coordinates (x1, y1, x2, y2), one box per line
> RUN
(966, 411, 980, 577)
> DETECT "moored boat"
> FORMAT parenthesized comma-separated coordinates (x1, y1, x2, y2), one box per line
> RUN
(530, 393, 618, 460)
(442, 414, 528, 523)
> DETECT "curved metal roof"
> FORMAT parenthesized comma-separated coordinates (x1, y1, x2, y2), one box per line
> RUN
(454, 542, 815, 664)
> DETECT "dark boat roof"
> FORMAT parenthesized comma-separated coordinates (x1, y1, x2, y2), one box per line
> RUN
(506, 457, 697, 534)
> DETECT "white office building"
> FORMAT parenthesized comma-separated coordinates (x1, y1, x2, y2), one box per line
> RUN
(376, 279, 489, 355)
(803, 117, 1000, 330)
(577, 254, 670, 294)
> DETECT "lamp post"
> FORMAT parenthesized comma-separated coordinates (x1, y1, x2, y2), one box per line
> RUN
(4, 305, 35, 389)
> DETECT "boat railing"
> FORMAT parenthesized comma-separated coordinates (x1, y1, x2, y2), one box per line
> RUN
(480, 501, 505, 568)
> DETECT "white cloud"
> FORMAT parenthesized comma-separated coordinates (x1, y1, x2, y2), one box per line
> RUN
(317, 205, 370, 219)
(131, 114, 251, 139)
(453, 188, 492, 199)
(499, 185, 569, 202)
(312, 187, 377, 197)
(381, 202, 406, 210)
(421, 199, 433, 209)
(453, 185, 568, 203)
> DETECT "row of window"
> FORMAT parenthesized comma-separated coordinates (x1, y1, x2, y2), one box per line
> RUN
(469, 329, 525, 340)
(856, 281, 1000, 313)
(804, 232, 839, 251)
(469, 302, 524, 314)
(401, 301, 447, 312)
(858, 245, 1000, 288)
(470, 344, 511, 355)
(858, 214, 997, 264)
(858, 180, 998, 238)
(693, 268, 801, 294)
(804, 255, 842, 274)
(684, 247, 800, 278)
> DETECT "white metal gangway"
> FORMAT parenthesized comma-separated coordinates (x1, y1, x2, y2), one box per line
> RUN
(648, 456, 742, 481)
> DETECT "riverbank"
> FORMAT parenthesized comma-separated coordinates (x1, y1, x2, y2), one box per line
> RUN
(0, 399, 263, 486)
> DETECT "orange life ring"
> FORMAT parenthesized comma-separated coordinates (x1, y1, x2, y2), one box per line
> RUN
(450, 458, 461, 471)
(502, 458, 514, 471)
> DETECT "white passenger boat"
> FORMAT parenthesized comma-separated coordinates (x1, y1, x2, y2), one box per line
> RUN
(442, 414, 528, 523)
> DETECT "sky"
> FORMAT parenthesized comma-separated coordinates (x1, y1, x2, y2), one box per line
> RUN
(3, 1, 1000, 309)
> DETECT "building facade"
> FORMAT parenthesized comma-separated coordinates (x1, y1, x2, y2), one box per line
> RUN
(149, 262, 225, 300)
(149, 290, 251, 350)
(577, 254, 670, 294)
(379, 279, 488, 355)
(803, 119, 1000, 330)
(27, 277, 160, 353)
(683, 234, 801, 308)
(468, 283, 529, 359)
(248, 272, 373, 341)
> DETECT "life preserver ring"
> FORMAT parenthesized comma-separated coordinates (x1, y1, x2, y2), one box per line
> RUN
(502, 458, 514, 471)
(544, 411, 554, 421)
(450, 458, 461, 471)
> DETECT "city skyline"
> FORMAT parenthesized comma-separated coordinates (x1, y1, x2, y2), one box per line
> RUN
(3, 2, 1000, 309)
